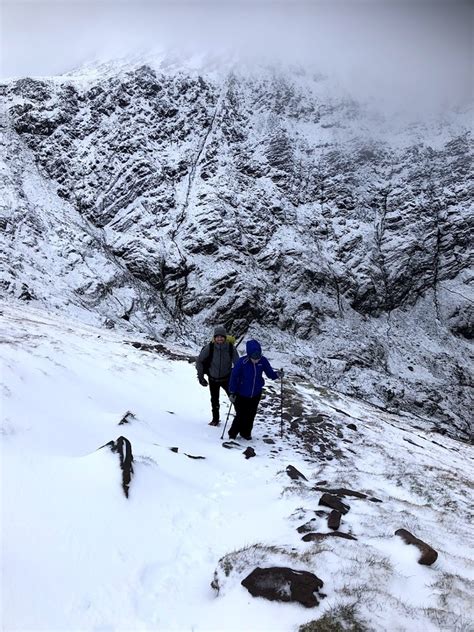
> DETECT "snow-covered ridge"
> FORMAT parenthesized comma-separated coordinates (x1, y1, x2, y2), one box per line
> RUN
(1, 303, 473, 630)
(0, 56, 472, 438)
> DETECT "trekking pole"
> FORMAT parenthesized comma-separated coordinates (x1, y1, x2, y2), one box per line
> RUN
(280, 369, 284, 439)
(221, 401, 234, 440)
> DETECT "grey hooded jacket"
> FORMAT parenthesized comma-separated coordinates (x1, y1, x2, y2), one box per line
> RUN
(196, 341, 239, 381)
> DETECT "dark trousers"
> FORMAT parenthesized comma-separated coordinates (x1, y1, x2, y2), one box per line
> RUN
(228, 393, 261, 439)
(209, 377, 230, 422)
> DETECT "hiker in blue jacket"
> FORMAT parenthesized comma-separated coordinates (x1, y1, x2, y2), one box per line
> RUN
(227, 339, 282, 440)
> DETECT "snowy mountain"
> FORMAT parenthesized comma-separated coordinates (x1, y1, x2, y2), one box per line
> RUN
(0, 54, 472, 439)
(2, 302, 473, 631)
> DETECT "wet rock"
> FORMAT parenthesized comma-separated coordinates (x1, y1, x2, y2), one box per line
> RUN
(395, 529, 438, 565)
(318, 493, 350, 514)
(327, 510, 342, 530)
(241, 566, 324, 607)
(286, 465, 308, 481)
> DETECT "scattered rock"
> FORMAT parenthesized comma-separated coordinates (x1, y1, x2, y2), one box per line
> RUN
(347, 423, 358, 431)
(19, 284, 35, 301)
(403, 437, 424, 448)
(369, 497, 383, 503)
(314, 487, 367, 499)
(185, 453, 205, 459)
(263, 438, 275, 444)
(286, 465, 308, 481)
(243, 447, 256, 459)
(395, 529, 438, 565)
(297, 518, 320, 534)
(318, 493, 350, 514)
(101, 436, 134, 498)
(241, 566, 324, 608)
(170, 447, 179, 453)
(327, 510, 342, 530)
(118, 410, 135, 425)
(222, 441, 241, 449)
(302, 531, 357, 542)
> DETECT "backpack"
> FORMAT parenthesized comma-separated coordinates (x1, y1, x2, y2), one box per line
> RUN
(202, 336, 235, 376)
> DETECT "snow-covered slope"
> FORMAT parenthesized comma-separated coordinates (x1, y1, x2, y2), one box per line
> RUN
(1, 302, 473, 631)
(0, 56, 472, 438)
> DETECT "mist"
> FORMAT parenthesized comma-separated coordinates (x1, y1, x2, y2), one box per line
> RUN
(1, 0, 472, 113)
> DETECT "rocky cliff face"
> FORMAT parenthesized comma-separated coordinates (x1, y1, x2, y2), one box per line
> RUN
(1, 58, 472, 438)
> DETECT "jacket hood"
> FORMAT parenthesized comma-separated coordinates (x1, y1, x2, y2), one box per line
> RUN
(246, 339, 262, 358)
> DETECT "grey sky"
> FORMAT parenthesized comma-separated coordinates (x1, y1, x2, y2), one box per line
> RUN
(1, 1, 472, 110)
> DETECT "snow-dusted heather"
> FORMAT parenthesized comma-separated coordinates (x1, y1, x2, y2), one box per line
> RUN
(1, 302, 473, 631)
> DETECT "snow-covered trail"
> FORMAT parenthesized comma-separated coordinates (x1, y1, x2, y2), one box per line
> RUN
(1, 302, 312, 631)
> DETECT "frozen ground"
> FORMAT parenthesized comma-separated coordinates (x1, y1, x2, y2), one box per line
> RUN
(1, 301, 473, 631)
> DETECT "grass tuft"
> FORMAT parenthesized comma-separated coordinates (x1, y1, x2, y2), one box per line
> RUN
(299, 603, 371, 632)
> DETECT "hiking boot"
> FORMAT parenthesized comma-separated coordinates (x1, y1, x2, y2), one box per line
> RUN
(209, 420, 220, 426)
(241, 435, 252, 441)
(228, 433, 237, 440)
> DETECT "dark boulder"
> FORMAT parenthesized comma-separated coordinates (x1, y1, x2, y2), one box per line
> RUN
(241, 566, 324, 608)
(395, 529, 438, 565)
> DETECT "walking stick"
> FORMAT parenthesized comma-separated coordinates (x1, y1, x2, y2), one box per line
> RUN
(280, 369, 284, 439)
(221, 401, 234, 440)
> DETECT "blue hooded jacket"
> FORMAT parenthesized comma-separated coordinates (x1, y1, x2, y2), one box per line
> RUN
(229, 340, 279, 398)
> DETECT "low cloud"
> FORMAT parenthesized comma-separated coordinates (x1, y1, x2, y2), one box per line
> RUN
(1, 0, 472, 112)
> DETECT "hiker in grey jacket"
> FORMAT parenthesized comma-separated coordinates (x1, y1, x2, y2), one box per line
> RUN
(196, 325, 239, 426)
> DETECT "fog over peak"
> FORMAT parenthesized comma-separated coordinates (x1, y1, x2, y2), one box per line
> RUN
(1, 0, 472, 115)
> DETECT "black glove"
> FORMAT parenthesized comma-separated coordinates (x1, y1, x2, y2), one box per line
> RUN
(279, 369, 284, 378)
(229, 393, 236, 404)
(199, 377, 208, 387)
